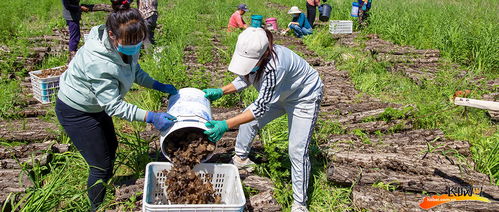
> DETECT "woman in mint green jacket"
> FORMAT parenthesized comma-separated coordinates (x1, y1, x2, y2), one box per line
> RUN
(55, 0, 175, 209)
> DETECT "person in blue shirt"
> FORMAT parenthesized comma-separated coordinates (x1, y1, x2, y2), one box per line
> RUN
(283, 6, 312, 38)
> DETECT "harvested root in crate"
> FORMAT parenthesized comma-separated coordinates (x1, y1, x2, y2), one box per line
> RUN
(34, 65, 67, 78)
(163, 131, 220, 204)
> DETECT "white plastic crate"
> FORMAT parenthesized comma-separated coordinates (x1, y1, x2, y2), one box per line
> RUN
(28, 66, 65, 104)
(143, 162, 246, 212)
(329, 20, 353, 34)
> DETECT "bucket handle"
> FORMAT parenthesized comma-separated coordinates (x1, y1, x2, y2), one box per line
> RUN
(175, 114, 209, 123)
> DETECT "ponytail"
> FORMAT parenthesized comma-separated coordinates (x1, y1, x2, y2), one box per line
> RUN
(110, 0, 132, 11)
(250, 28, 277, 82)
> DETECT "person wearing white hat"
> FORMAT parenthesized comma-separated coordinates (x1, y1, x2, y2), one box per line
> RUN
(281, 6, 313, 38)
(202, 27, 323, 212)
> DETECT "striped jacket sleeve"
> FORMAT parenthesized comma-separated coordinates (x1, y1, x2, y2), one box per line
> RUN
(248, 67, 283, 119)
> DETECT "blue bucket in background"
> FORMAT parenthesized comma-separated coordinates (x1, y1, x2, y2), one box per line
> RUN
(251, 15, 263, 28)
(351, 2, 359, 17)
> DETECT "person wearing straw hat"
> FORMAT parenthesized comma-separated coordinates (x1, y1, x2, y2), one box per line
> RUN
(281, 6, 313, 38)
(202, 27, 323, 212)
(227, 4, 249, 31)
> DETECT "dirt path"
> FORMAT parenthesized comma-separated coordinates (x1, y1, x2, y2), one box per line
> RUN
(263, 0, 497, 208)
(2, 8, 109, 76)
(0, 12, 107, 207)
(275, 31, 498, 211)
(0, 142, 69, 205)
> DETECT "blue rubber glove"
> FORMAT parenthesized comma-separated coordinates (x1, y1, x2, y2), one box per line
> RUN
(153, 81, 178, 95)
(202, 88, 223, 101)
(203, 120, 228, 143)
(146, 112, 177, 131)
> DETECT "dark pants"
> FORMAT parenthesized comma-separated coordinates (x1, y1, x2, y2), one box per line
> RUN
(55, 98, 118, 209)
(306, 2, 317, 28)
(144, 13, 158, 47)
(66, 20, 81, 52)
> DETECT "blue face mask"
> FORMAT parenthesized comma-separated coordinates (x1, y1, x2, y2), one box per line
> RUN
(116, 42, 142, 56)
(250, 66, 260, 73)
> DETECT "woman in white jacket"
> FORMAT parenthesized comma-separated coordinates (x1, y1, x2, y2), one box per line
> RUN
(203, 27, 323, 212)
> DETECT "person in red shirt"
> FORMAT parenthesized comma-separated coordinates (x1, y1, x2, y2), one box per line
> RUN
(227, 4, 249, 31)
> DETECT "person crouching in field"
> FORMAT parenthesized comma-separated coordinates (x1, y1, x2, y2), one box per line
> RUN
(227, 4, 249, 31)
(282, 6, 313, 38)
(202, 27, 323, 212)
(62, 0, 89, 62)
(56, 0, 178, 209)
(137, 0, 158, 47)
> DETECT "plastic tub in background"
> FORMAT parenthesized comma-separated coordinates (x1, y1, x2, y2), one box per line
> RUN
(142, 162, 246, 212)
(265, 17, 278, 31)
(251, 15, 263, 28)
(160, 88, 214, 162)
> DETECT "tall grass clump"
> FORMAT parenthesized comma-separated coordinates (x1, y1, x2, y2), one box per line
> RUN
(364, 0, 498, 76)
(269, 0, 498, 76)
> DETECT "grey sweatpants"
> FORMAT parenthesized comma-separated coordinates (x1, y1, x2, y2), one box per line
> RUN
(235, 90, 322, 205)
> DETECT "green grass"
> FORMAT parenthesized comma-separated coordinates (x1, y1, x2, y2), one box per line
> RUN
(292, 2, 498, 186)
(301, 24, 498, 184)
(364, 0, 498, 75)
(1, 0, 498, 211)
(255, 116, 353, 211)
(272, 0, 498, 76)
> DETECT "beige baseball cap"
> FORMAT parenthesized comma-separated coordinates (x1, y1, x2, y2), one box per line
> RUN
(228, 27, 269, 76)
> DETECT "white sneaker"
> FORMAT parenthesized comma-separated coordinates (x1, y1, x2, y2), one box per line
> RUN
(291, 202, 309, 212)
(231, 155, 256, 172)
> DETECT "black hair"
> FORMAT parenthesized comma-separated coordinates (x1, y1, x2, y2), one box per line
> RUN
(106, 0, 147, 45)
(247, 28, 278, 82)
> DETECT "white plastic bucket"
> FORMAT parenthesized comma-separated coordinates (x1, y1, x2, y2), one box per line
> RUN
(159, 88, 213, 161)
